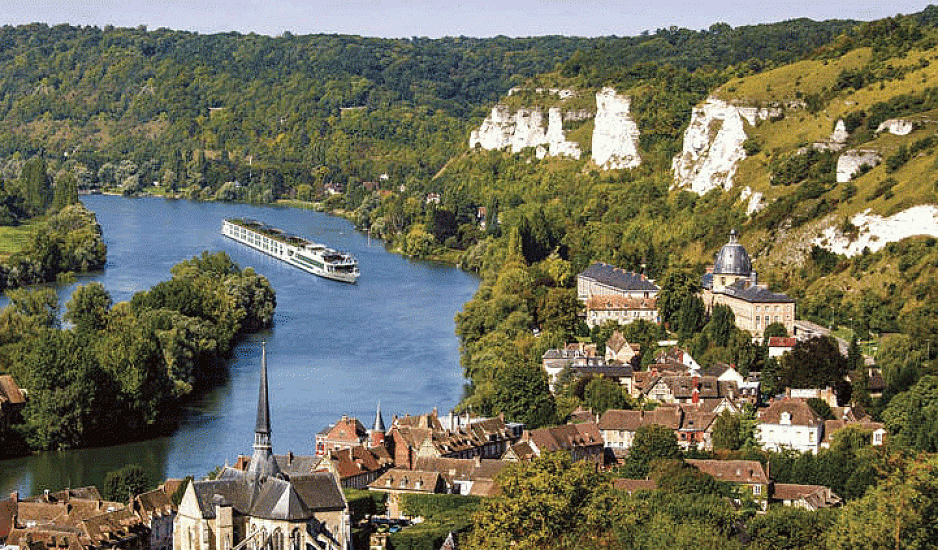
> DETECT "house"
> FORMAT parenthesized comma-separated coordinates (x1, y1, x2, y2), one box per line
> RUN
(520, 423, 604, 465)
(3, 488, 150, 550)
(598, 408, 683, 454)
(757, 399, 825, 453)
(686, 459, 770, 505)
(768, 337, 798, 358)
(605, 332, 640, 364)
(386, 412, 516, 468)
(0, 375, 26, 428)
(772, 484, 842, 510)
(598, 406, 716, 452)
(412, 457, 508, 497)
(701, 231, 796, 339)
(131, 488, 177, 550)
(820, 419, 888, 448)
(643, 375, 738, 407)
(576, 262, 659, 303)
(585, 296, 659, 328)
(174, 347, 351, 550)
(316, 415, 369, 456)
(324, 182, 344, 195)
(367, 470, 446, 518)
(320, 445, 393, 489)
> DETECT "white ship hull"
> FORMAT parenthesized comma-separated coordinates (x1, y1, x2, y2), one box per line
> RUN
(222, 219, 359, 283)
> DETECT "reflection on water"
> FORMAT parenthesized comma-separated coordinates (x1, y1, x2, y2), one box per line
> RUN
(0, 196, 478, 495)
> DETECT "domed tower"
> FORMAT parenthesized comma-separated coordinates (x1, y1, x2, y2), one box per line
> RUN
(711, 230, 755, 292)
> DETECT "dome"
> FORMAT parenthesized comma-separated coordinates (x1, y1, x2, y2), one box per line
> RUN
(713, 230, 752, 276)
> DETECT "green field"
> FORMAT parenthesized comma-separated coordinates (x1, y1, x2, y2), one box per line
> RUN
(0, 224, 35, 258)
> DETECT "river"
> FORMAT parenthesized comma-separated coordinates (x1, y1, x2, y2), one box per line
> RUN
(0, 195, 479, 495)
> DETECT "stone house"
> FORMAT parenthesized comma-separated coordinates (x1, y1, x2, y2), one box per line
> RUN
(772, 484, 842, 510)
(316, 415, 369, 456)
(367, 470, 446, 518)
(132, 488, 177, 550)
(597, 408, 683, 455)
(605, 332, 639, 364)
(320, 446, 393, 489)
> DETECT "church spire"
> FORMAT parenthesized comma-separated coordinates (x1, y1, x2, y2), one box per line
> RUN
(373, 401, 386, 432)
(247, 342, 279, 479)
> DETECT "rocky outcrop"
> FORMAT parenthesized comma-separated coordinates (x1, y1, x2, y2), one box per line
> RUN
(876, 119, 915, 136)
(831, 119, 849, 145)
(836, 149, 881, 183)
(672, 97, 781, 195)
(591, 87, 641, 169)
(469, 104, 582, 159)
(740, 186, 765, 216)
(814, 206, 938, 256)
(469, 88, 644, 165)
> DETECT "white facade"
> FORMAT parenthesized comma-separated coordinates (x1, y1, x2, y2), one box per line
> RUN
(757, 411, 823, 454)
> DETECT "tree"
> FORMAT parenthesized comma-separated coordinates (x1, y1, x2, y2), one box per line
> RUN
(64, 282, 112, 333)
(707, 304, 735, 347)
(806, 398, 835, 420)
(657, 271, 702, 328)
(779, 337, 848, 394)
(882, 375, 938, 451)
(470, 452, 607, 550)
(103, 464, 152, 502)
(763, 322, 788, 339)
(619, 424, 682, 478)
(538, 288, 581, 337)
(19, 156, 52, 216)
(824, 454, 938, 550)
(492, 363, 556, 429)
(676, 294, 706, 341)
(583, 376, 627, 416)
(711, 409, 742, 451)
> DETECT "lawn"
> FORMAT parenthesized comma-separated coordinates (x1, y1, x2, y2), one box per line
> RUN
(0, 223, 35, 258)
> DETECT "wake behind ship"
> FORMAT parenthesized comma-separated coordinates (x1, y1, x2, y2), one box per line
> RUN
(222, 218, 360, 283)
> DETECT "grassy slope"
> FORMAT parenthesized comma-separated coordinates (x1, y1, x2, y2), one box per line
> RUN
(0, 223, 34, 258)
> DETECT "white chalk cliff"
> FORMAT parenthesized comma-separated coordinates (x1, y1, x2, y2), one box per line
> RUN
(876, 119, 915, 136)
(672, 97, 780, 195)
(814, 205, 938, 257)
(740, 186, 765, 216)
(469, 88, 642, 166)
(837, 149, 881, 183)
(591, 87, 641, 169)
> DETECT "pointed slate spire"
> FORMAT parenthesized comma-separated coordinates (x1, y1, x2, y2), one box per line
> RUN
(255, 342, 271, 436)
(373, 401, 386, 432)
(247, 342, 280, 480)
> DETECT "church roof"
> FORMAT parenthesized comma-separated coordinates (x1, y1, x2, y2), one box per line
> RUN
(713, 230, 752, 276)
(190, 471, 346, 521)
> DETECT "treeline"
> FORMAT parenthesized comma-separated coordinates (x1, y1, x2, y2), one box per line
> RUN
(0, 251, 275, 455)
(465, 450, 938, 550)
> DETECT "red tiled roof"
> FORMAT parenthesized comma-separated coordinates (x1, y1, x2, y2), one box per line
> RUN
(686, 459, 768, 484)
(768, 337, 797, 348)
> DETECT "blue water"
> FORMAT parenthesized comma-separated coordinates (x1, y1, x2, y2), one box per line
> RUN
(0, 195, 478, 495)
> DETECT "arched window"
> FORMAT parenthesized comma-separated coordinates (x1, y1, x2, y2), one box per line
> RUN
(291, 529, 302, 550)
(273, 529, 284, 550)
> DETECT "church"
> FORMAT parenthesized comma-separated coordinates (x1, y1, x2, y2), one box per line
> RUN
(174, 345, 351, 550)
(701, 230, 795, 339)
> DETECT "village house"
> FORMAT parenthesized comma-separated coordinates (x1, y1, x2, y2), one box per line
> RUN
(174, 346, 351, 550)
(772, 483, 842, 511)
(315, 415, 369, 456)
(0, 375, 26, 429)
(757, 399, 825, 454)
(605, 332, 640, 364)
(701, 231, 796, 339)
(820, 419, 888, 448)
(576, 262, 659, 303)
(411, 457, 507, 497)
(386, 411, 516, 469)
(319, 446, 394, 489)
(598, 405, 718, 453)
(767, 337, 798, 358)
(1, 487, 152, 550)
(367, 470, 445, 518)
(131, 488, 177, 550)
(687, 459, 771, 507)
(509, 423, 604, 465)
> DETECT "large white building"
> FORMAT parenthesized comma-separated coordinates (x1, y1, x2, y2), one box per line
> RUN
(756, 400, 824, 454)
(174, 345, 351, 550)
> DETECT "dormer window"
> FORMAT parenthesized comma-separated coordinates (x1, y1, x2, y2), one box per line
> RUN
(780, 412, 792, 425)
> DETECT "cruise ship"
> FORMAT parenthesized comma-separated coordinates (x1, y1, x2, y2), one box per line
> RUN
(222, 218, 359, 283)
